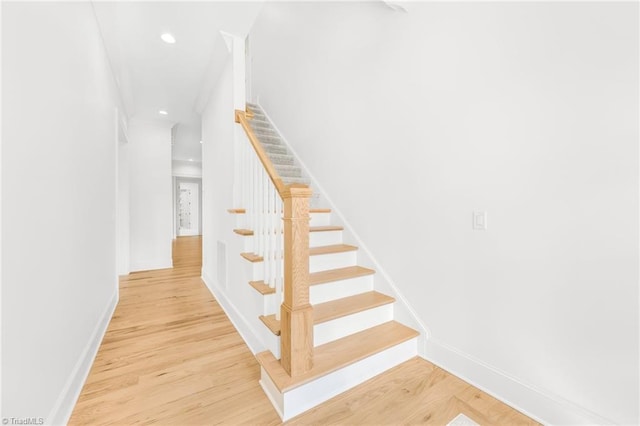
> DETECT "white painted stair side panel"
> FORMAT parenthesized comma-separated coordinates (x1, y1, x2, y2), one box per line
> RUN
(314, 304, 393, 346)
(309, 230, 343, 247)
(309, 212, 331, 227)
(246, 261, 264, 282)
(242, 235, 254, 252)
(263, 292, 278, 316)
(310, 274, 374, 304)
(260, 337, 418, 421)
(309, 251, 357, 273)
(264, 330, 280, 360)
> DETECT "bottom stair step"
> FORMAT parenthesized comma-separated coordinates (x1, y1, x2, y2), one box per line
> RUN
(257, 321, 418, 392)
(257, 321, 418, 421)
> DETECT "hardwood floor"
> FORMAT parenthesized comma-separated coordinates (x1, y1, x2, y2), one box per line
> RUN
(69, 236, 538, 425)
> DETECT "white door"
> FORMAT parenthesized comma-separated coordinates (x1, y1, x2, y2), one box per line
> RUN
(177, 181, 199, 236)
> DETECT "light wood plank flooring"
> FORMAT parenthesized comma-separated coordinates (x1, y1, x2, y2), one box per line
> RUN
(69, 236, 538, 425)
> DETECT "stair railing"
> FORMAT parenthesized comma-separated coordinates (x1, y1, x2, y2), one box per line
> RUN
(235, 107, 313, 377)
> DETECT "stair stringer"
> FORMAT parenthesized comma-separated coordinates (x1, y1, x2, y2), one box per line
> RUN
(253, 102, 431, 355)
(201, 217, 271, 356)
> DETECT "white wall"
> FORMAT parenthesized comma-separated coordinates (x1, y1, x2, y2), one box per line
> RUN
(172, 159, 202, 178)
(2, 2, 122, 422)
(117, 120, 130, 276)
(249, 2, 638, 425)
(128, 119, 173, 271)
(201, 43, 269, 354)
(172, 121, 202, 162)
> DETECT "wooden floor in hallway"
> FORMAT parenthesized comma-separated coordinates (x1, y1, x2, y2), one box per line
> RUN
(69, 236, 539, 425)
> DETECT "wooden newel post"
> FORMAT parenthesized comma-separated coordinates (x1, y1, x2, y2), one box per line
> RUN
(280, 184, 314, 377)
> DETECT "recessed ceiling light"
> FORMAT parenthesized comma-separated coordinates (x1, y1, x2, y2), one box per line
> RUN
(161, 33, 176, 44)
(188, 158, 194, 162)
(200, 140, 203, 144)
(159, 110, 168, 115)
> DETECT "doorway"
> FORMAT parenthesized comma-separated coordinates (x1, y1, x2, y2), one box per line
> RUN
(175, 178, 202, 237)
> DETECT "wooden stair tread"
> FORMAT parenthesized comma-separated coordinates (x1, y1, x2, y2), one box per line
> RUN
(309, 244, 358, 256)
(249, 281, 276, 295)
(259, 291, 395, 336)
(227, 208, 331, 214)
(232, 226, 342, 237)
(310, 225, 343, 232)
(259, 314, 281, 335)
(241, 244, 357, 263)
(240, 252, 263, 262)
(310, 266, 375, 286)
(256, 321, 419, 392)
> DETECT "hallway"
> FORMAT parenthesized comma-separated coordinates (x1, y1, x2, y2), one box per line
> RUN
(69, 236, 280, 424)
(69, 237, 537, 425)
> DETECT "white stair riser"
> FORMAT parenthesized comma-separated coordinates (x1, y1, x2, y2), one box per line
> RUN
(309, 230, 343, 247)
(314, 304, 393, 347)
(243, 236, 253, 252)
(260, 337, 418, 421)
(261, 303, 393, 353)
(260, 274, 375, 314)
(263, 292, 278, 316)
(246, 262, 266, 281)
(262, 273, 374, 303)
(309, 212, 331, 227)
(310, 275, 374, 305)
(240, 230, 342, 250)
(247, 250, 358, 280)
(232, 214, 244, 230)
(310, 251, 357, 273)
(262, 275, 374, 315)
(264, 330, 280, 360)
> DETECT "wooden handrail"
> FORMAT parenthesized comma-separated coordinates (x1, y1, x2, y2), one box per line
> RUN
(235, 107, 314, 378)
(235, 109, 286, 196)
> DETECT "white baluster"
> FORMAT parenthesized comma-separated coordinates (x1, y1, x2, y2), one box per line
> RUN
(256, 161, 264, 256)
(263, 170, 271, 287)
(275, 195, 283, 321)
(269, 184, 278, 287)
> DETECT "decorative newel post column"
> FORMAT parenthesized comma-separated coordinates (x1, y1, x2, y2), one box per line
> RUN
(280, 184, 314, 377)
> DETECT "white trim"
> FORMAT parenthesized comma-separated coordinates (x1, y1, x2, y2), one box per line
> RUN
(46, 289, 118, 425)
(423, 338, 615, 426)
(255, 102, 431, 347)
(201, 270, 265, 354)
(172, 172, 202, 179)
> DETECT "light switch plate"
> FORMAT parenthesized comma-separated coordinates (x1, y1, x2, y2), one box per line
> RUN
(473, 211, 487, 230)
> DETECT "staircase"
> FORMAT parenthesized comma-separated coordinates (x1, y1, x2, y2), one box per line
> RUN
(230, 102, 419, 421)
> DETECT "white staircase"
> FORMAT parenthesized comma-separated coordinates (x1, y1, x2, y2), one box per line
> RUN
(229, 102, 420, 421)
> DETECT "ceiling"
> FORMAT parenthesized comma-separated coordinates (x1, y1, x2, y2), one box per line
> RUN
(93, 1, 265, 161)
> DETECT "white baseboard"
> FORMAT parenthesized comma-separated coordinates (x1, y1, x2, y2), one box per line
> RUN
(129, 258, 172, 272)
(46, 289, 118, 426)
(201, 270, 266, 355)
(423, 338, 615, 426)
